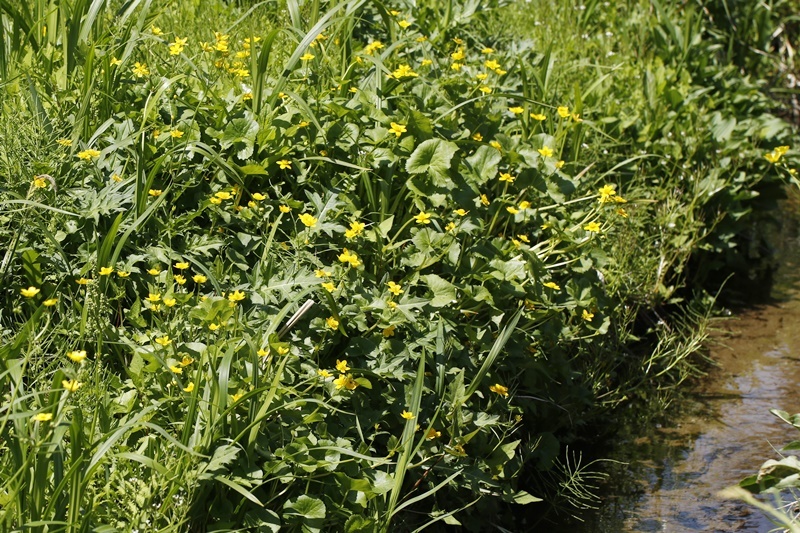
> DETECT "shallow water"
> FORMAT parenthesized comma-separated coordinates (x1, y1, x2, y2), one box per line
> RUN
(562, 222, 800, 532)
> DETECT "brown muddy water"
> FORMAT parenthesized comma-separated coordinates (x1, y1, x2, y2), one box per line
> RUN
(559, 224, 800, 532)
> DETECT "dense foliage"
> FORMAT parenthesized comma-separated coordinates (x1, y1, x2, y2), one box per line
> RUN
(0, 0, 796, 530)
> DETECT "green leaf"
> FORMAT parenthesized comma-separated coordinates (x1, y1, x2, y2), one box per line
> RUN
(421, 274, 457, 307)
(244, 508, 281, 533)
(406, 138, 458, 184)
(221, 116, 260, 160)
(502, 489, 542, 505)
(284, 495, 326, 533)
(344, 515, 376, 532)
(465, 145, 501, 184)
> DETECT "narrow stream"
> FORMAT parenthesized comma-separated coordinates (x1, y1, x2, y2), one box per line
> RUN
(563, 215, 800, 532)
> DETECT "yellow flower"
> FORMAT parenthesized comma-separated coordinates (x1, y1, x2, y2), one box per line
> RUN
(252, 192, 266, 201)
(333, 374, 358, 390)
(489, 383, 509, 397)
(472, 132, 483, 142)
(398, 19, 411, 29)
(228, 290, 246, 303)
(76, 277, 91, 285)
(169, 37, 187, 55)
(170, 129, 184, 138)
(231, 392, 243, 402)
(155, 336, 171, 347)
(481, 47, 494, 54)
(132, 62, 149, 78)
(401, 410, 415, 420)
(150, 25, 163, 36)
(426, 428, 442, 440)
(543, 282, 560, 290)
(148, 189, 162, 197)
(421, 59, 432, 67)
(499, 172, 515, 183)
(117, 271, 130, 278)
(20, 286, 40, 298)
(517, 234, 530, 243)
(181, 355, 194, 366)
(169, 365, 183, 374)
(336, 359, 350, 373)
(209, 323, 220, 331)
(453, 209, 468, 217)
(77, 149, 101, 160)
(146, 293, 162, 304)
(391, 65, 418, 79)
(556, 160, 565, 169)
(582, 309, 595, 321)
(480, 194, 490, 206)
(765, 151, 781, 163)
(557, 106, 570, 118)
(193, 274, 207, 283)
(32, 413, 53, 422)
(388, 301, 398, 309)
(99, 266, 114, 276)
(183, 382, 195, 392)
(56, 138, 73, 146)
(518, 201, 531, 210)
(363, 41, 384, 55)
(489, 140, 501, 151)
(389, 122, 407, 137)
(387, 281, 403, 296)
(506, 206, 519, 215)
(318, 369, 332, 378)
(277, 159, 292, 169)
(476, 73, 489, 81)
(530, 113, 547, 121)
(538, 146, 554, 158)
(451, 62, 462, 71)
(33, 176, 48, 188)
(414, 211, 432, 224)
(299, 213, 318, 228)
(214, 191, 231, 201)
(148, 267, 161, 275)
(315, 269, 331, 278)
(598, 184, 617, 203)
(62, 379, 82, 392)
(479, 86, 492, 94)
(279, 204, 292, 214)
(163, 297, 176, 307)
(326, 316, 339, 330)
(776, 145, 790, 155)
(257, 347, 269, 357)
(484, 59, 500, 70)
(383, 325, 396, 337)
(174, 274, 187, 285)
(110, 56, 121, 66)
(617, 208, 629, 218)
(445, 222, 456, 232)
(338, 249, 361, 267)
(321, 281, 335, 292)
(583, 222, 601, 233)
(509, 106, 524, 114)
(44, 298, 58, 307)
(345, 220, 366, 239)
(112, 173, 123, 182)
(300, 52, 315, 61)
(67, 350, 87, 363)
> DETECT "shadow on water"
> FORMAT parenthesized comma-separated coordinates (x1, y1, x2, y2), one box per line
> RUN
(548, 204, 800, 532)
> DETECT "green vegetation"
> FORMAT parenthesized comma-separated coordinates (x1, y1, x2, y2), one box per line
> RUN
(0, 0, 796, 530)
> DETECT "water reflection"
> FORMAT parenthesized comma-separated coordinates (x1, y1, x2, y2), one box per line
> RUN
(555, 223, 800, 532)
